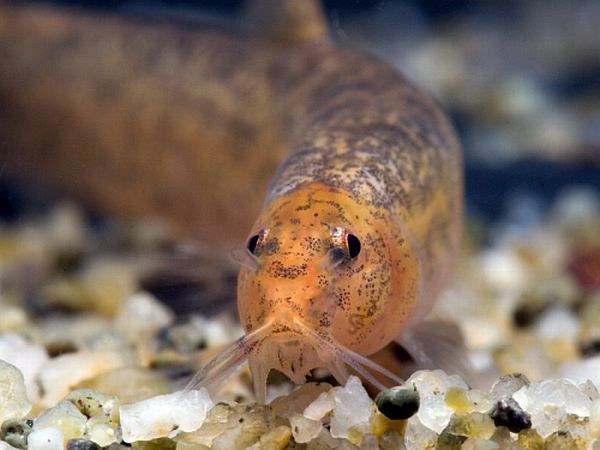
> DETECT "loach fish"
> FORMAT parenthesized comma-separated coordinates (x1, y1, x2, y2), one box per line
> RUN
(0, 0, 466, 401)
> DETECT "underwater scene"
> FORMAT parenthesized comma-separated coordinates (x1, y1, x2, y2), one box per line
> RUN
(0, 1, 599, 448)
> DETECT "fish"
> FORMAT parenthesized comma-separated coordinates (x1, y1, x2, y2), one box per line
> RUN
(0, 0, 466, 402)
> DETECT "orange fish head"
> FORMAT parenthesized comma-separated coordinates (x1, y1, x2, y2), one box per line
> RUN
(232, 183, 421, 399)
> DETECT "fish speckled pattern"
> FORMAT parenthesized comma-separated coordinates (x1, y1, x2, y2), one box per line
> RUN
(234, 44, 462, 399)
(0, 1, 462, 401)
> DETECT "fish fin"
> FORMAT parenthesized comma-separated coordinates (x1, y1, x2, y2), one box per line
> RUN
(243, 0, 329, 43)
(396, 320, 478, 387)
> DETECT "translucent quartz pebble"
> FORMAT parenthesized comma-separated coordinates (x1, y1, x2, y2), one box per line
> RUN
(210, 426, 242, 450)
(65, 389, 119, 420)
(407, 369, 468, 433)
(329, 376, 373, 439)
(33, 400, 87, 443)
(0, 333, 49, 402)
(490, 373, 530, 403)
(460, 438, 501, 450)
(0, 360, 31, 423)
(85, 418, 120, 448)
(445, 412, 495, 439)
(579, 380, 600, 401)
(517, 428, 544, 449)
(513, 378, 592, 437)
(378, 429, 405, 450)
(28, 427, 64, 450)
(404, 418, 437, 450)
(270, 382, 332, 418)
(119, 388, 214, 443)
(560, 355, 600, 388)
(246, 425, 291, 450)
(289, 413, 322, 443)
(303, 392, 335, 421)
(113, 292, 174, 342)
(544, 430, 587, 450)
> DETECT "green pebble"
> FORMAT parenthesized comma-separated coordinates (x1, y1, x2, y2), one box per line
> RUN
(375, 385, 420, 420)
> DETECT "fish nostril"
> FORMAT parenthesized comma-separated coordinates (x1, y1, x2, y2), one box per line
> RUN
(329, 247, 346, 264)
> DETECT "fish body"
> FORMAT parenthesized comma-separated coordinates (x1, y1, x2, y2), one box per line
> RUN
(235, 42, 462, 400)
(0, 1, 464, 400)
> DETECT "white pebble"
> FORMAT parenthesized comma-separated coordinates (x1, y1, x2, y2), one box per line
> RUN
(0, 333, 49, 402)
(0, 360, 31, 423)
(114, 292, 174, 341)
(38, 350, 129, 407)
(479, 249, 528, 293)
(560, 356, 600, 389)
(86, 421, 119, 447)
(534, 308, 580, 342)
(33, 400, 87, 443)
(513, 378, 592, 437)
(27, 427, 64, 450)
(0, 303, 28, 331)
(407, 369, 468, 434)
(329, 376, 373, 439)
(289, 413, 322, 443)
(119, 388, 214, 443)
(303, 391, 335, 420)
(404, 417, 438, 450)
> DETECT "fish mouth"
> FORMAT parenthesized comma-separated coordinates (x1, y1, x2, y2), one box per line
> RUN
(184, 318, 403, 403)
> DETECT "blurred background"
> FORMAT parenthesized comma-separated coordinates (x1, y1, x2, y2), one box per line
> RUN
(0, 0, 598, 314)
(23, 0, 598, 219)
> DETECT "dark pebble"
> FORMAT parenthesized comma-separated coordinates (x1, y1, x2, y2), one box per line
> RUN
(579, 338, 600, 357)
(375, 385, 420, 420)
(67, 439, 101, 450)
(490, 398, 532, 433)
(65, 438, 103, 450)
(0, 418, 33, 449)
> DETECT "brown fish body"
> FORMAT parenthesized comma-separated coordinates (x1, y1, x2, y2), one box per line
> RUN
(0, 1, 463, 396)
(0, 2, 287, 246)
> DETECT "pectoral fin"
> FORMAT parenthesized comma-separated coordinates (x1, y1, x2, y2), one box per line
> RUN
(396, 320, 484, 388)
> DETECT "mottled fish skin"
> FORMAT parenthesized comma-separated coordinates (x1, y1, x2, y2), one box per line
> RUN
(238, 43, 462, 376)
(0, 1, 462, 394)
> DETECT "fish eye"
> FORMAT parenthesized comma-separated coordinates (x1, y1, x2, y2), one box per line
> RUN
(247, 234, 260, 254)
(347, 234, 361, 258)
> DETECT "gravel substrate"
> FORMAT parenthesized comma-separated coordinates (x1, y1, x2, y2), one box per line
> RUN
(0, 185, 598, 449)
